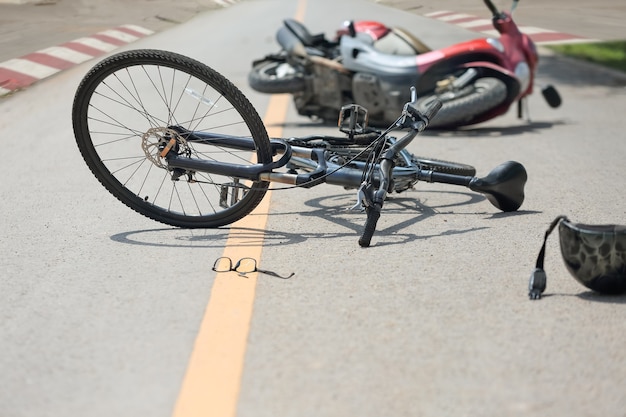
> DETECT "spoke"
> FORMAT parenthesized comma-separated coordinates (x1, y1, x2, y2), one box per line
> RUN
(186, 181, 203, 216)
(189, 85, 221, 133)
(83, 57, 261, 221)
(169, 72, 192, 126)
(90, 130, 140, 147)
(120, 156, 152, 187)
(139, 65, 177, 126)
(193, 175, 219, 213)
(91, 87, 165, 127)
(109, 72, 163, 128)
(169, 182, 185, 215)
(137, 161, 155, 197)
(87, 112, 144, 138)
(151, 169, 169, 206)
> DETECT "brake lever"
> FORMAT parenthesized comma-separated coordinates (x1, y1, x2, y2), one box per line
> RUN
(350, 181, 370, 211)
(397, 86, 435, 130)
(396, 87, 419, 127)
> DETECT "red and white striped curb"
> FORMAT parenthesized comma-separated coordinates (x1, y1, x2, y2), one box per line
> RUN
(425, 11, 596, 45)
(213, 0, 238, 5)
(0, 24, 154, 97)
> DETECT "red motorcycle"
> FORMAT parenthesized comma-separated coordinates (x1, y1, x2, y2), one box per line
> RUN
(248, 0, 561, 128)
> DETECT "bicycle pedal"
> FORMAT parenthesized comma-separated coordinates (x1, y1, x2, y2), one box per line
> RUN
(219, 181, 243, 208)
(338, 104, 369, 136)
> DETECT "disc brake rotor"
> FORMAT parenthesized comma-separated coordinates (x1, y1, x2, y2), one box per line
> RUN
(141, 127, 190, 169)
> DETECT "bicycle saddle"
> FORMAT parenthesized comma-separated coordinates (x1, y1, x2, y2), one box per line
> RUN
(468, 161, 527, 212)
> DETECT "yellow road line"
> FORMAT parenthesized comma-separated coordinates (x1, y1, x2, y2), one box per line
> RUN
(172, 94, 291, 417)
(172, 1, 307, 413)
(172, 93, 291, 417)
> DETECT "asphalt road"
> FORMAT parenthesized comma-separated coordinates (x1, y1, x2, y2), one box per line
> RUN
(1, 1, 625, 417)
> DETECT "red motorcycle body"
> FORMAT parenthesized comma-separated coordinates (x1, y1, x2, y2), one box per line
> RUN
(347, 12, 539, 121)
(248, 0, 560, 128)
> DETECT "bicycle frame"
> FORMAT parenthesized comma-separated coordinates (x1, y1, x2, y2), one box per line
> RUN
(73, 49, 529, 245)
(166, 116, 527, 222)
(164, 83, 525, 202)
(166, 130, 430, 191)
(164, 100, 527, 246)
(161, 87, 527, 248)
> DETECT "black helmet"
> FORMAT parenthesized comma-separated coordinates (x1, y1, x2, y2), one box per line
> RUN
(529, 216, 626, 299)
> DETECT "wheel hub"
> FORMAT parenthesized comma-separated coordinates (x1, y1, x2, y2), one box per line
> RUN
(141, 127, 190, 169)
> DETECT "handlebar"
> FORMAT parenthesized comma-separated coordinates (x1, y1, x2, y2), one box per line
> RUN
(419, 99, 442, 126)
(397, 87, 442, 132)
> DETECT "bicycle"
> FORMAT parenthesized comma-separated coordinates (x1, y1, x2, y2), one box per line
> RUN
(72, 49, 528, 247)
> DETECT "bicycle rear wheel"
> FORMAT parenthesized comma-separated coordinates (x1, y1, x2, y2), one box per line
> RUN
(72, 49, 272, 228)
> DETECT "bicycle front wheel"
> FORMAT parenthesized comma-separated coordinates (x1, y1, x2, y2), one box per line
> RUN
(73, 49, 272, 228)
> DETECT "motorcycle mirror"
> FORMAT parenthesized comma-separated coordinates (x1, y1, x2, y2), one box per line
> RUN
(343, 20, 356, 37)
(483, 0, 500, 17)
(541, 85, 562, 108)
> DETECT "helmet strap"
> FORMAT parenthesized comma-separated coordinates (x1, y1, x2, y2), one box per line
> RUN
(529, 215, 568, 299)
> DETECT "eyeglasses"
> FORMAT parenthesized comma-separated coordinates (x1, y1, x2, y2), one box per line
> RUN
(212, 257, 294, 279)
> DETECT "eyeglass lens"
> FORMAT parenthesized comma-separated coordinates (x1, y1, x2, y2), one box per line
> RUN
(213, 257, 232, 272)
(213, 257, 293, 279)
(213, 257, 256, 274)
(234, 258, 256, 274)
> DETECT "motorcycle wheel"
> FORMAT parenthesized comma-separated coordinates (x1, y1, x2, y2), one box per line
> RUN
(248, 59, 306, 94)
(418, 77, 507, 129)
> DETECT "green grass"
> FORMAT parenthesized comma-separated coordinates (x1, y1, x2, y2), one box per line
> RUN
(546, 41, 626, 73)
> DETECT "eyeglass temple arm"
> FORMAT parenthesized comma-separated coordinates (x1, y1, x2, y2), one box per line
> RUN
(257, 268, 295, 279)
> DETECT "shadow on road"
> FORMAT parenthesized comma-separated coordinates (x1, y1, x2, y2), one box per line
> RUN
(109, 190, 538, 249)
(269, 113, 569, 137)
(421, 119, 569, 138)
(539, 291, 626, 304)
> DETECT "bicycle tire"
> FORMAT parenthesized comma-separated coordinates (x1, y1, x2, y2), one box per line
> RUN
(413, 156, 476, 176)
(418, 77, 507, 129)
(72, 49, 272, 228)
(248, 59, 306, 94)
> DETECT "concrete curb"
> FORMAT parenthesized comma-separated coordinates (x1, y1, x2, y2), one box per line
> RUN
(0, 0, 241, 97)
(0, 24, 154, 97)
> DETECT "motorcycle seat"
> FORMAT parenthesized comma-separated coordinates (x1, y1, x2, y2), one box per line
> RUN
(283, 19, 326, 48)
(340, 35, 420, 77)
(390, 27, 431, 54)
(369, 27, 431, 56)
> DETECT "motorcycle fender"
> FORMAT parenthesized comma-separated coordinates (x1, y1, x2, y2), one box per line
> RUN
(459, 61, 521, 103)
(459, 61, 515, 79)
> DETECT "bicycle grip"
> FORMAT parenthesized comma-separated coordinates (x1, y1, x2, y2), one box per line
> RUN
(421, 99, 442, 124)
(358, 203, 381, 247)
